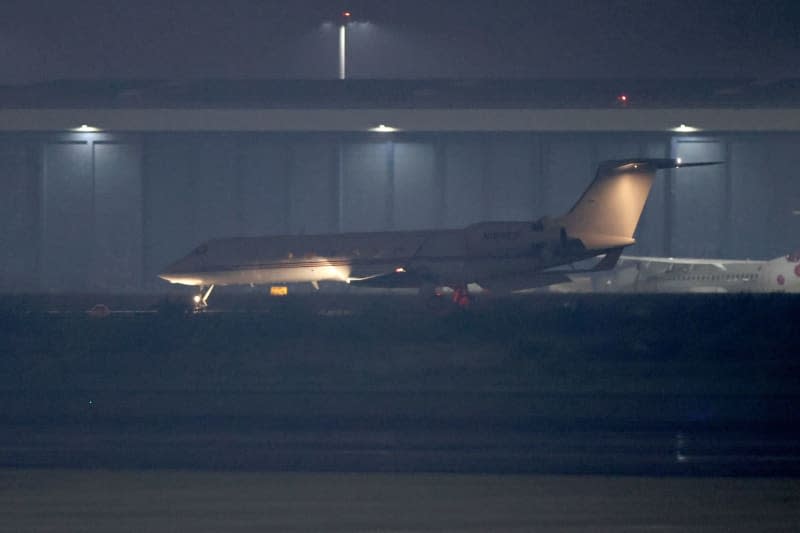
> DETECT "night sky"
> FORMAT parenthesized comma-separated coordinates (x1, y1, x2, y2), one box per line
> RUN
(1, 0, 799, 84)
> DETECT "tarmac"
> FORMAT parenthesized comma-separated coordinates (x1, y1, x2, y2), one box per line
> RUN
(2, 469, 799, 532)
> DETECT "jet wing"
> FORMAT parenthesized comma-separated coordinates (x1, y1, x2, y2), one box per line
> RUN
(477, 272, 573, 292)
(348, 269, 424, 289)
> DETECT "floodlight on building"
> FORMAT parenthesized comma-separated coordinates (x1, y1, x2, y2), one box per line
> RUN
(673, 124, 700, 133)
(370, 124, 399, 132)
(74, 124, 101, 132)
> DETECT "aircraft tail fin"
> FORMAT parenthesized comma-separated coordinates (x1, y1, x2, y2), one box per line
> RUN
(559, 158, 719, 249)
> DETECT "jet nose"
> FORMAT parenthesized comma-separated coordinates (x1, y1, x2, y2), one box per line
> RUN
(158, 261, 183, 283)
(158, 243, 209, 286)
(158, 257, 201, 285)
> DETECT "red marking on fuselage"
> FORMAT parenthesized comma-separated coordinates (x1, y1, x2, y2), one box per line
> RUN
(777, 274, 786, 285)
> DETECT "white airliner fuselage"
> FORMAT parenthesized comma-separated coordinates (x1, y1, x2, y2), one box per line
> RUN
(553, 252, 800, 293)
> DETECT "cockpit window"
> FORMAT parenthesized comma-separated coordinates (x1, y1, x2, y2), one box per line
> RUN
(786, 250, 800, 262)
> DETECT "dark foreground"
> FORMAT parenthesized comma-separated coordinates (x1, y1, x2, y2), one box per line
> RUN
(1, 294, 799, 476)
(2, 470, 799, 533)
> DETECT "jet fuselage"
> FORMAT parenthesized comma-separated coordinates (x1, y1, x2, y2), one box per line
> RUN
(159, 158, 713, 300)
(159, 220, 594, 289)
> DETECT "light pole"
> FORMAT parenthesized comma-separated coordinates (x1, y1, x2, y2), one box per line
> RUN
(339, 11, 351, 79)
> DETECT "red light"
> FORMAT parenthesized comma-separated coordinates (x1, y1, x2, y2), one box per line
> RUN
(617, 94, 628, 103)
(343, 11, 351, 17)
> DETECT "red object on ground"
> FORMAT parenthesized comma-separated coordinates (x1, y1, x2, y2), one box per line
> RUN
(452, 287, 470, 308)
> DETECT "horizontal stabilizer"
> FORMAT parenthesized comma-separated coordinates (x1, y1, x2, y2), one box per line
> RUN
(604, 159, 723, 173)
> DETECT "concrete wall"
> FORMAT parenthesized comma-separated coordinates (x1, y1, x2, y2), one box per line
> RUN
(0, 131, 797, 292)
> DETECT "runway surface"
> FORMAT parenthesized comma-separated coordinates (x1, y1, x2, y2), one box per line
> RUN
(2, 293, 800, 476)
(3, 399, 800, 476)
(2, 469, 799, 532)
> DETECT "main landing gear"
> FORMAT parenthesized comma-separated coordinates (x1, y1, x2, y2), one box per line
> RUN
(451, 286, 471, 308)
(193, 285, 215, 312)
(421, 284, 472, 311)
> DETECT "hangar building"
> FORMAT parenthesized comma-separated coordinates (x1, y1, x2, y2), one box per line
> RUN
(0, 79, 798, 292)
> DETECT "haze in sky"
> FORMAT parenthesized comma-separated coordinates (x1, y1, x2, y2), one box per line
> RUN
(1, 0, 798, 83)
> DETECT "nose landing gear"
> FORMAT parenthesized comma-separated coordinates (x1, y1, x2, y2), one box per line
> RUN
(193, 285, 215, 312)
